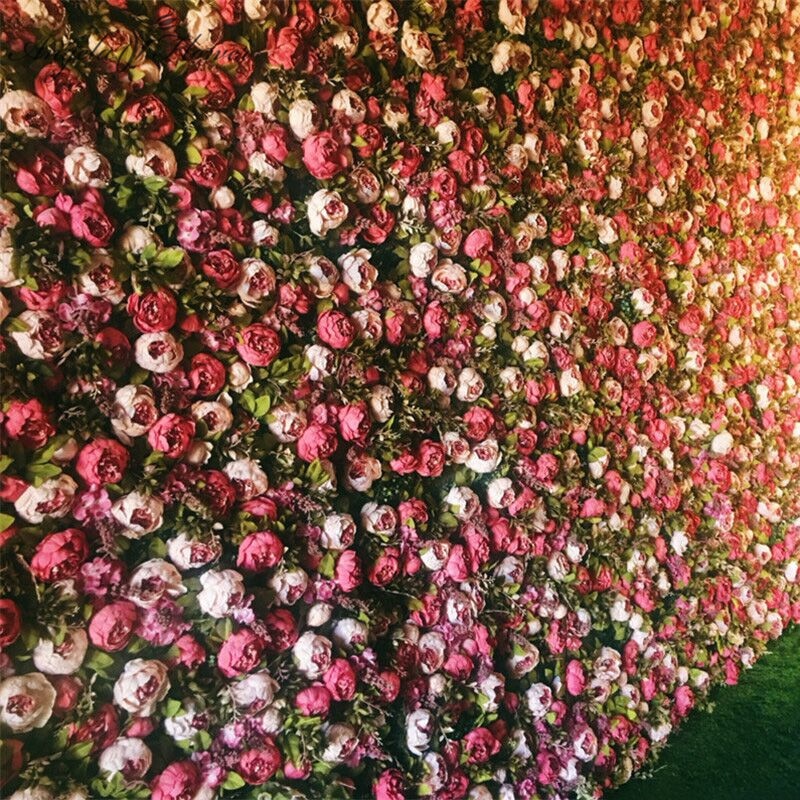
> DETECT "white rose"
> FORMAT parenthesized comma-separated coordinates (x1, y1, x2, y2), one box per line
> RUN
(322, 723, 359, 763)
(7, 790, 53, 800)
(498, 0, 531, 34)
(351, 309, 383, 342)
(710, 430, 734, 456)
(135, 332, 184, 373)
(434, 119, 460, 147)
(307, 190, 348, 237)
(0, 673, 56, 732)
(10, 311, 64, 359)
(304, 254, 339, 298)
(125, 140, 177, 179)
(339, 248, 376, 294)
(367, 385, 393, 422)
(401, 22, 435, 69)
(0, 90, 52, 137)
(186, 4, 223, 50)
(418, 632, 446, 674)
(113, 660, 169, 717)
(292, 632, 332, 680)
(307, 602, 333, 627)
(99, 737, 152, 779)
(631, 287, 654, 316)
(366, 0, 399, 34)
(466, 439, 502, 474)
(344, 451, 382, 492)
(64, 146, 112, 187)
(409, 242, 438, 278)
(269, 567, 309, 605)
(321, 514, 356, 550)
(593, 647, 622, 683)
(112, 491, 164, 538)
(445, 485, 481, 519)
(332, 89, 366, 124)
(236, 258, 276, 307)
(197, 569, 246, 618)
(228, 361, 253, 392)
(167, 533, 221, 571)
(525, 683, 552, 718)
(406, 709, 435, 755)
(559, 366, 584, 397)
(77, 250, 125, 304)
(15, 475, 77, 524)
(250, 82, 280, 118)
(0, 292, 9, 323)
(247, 152, 285, 182)
(32, 629, 88, 675)
(191, 401, 233, 435)
(118, 225, 160, 254)
(111, 384, 158, 438)
(487, 477, 515, 509)
(288, 98, 319, 140)
(229, 671, 277, 711)
(127, 559, 186, 608)
(221, 458, 267, 500)
(163, 701, 204, 741)
(456, 368, 485, 402)
(431, 259, 468, 293)
(267, 403, 307, 443)
(360, 502, 397, 534)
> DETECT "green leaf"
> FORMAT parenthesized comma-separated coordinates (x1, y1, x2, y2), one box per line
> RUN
(0, 513, 14, 532)
(222, 771, 246, 790)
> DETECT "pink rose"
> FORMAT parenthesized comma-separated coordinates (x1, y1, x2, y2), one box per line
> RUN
(123, 95, 175, 139)
(151, 761, 202, 800)
(3, 398, 55, 448)
(31, 528, 88, 582)
(188, 353, 226, 397)
(217, 628, 264, 677)
(295, 685, 331, 716)
(89, 601, 138, 652)
(35, 63, 86, 118)
(185, 65, 235, 110)
(323, 658, 357, 701)
(296, 422, 338, 462)
(368, 548, 399, 587)
(76, 438, 129, 485)
(236, 323, 281, 367)
(678, 306, 704, 336)
(238, 742, 282, 784)
(147, 414, 196, 459)
(335, 550, 362, 592)
(70, 201, 114, 246)
(565, 659, 586, 696)
(16, 147, 64, 196)
(171, 634, 206, 669)
(416, 440, 445, 477)
(267, 26, 304, 70)
(317, 309, 355, 349)
(631, 320, 657, 348)
(338, 402, 370, 443)
(463, 228, 493, 258)
(237, 531, 284, 571)
(302, 131, 349, 180)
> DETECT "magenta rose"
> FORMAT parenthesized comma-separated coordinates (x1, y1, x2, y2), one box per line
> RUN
(323, 658, 357, 701)
(317, 310, 355, 349)
(127, 289, 178, 333)
(31, 528, 88, 582)
(237, 531, 285, 571)
(296, 422, 338, 462)
(151, 761, 203, 800)
(335, 550, 362, 592)
(565, 659, 586, 696)
(236, 323, 281, 367)
(374, 770, 406, 800)
(302, 131, 349, 180)
(263, 608, 298, 651)
(89, 601, 139, 652)
(217, 628, 264, 677)
(462, 727, 501, 764)
(295, 685, 331, 717)
(3, 398, 55, 448)
(76, 438, 129, 485)
(237, 742, 282, 784)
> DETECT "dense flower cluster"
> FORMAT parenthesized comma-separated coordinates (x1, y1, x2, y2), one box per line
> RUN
(1, 0, 800, 798)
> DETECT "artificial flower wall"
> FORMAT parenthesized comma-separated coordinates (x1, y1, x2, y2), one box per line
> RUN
(1, 0, 800, 799)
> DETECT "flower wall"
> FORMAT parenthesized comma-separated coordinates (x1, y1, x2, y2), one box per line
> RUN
(1, 0, 800, 798)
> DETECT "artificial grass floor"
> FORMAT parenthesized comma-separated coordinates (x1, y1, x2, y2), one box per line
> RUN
(609, 624, 800, 800)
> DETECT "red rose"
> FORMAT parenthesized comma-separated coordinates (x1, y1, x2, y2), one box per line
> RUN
(217, 628, 264, 677)
(202, 249, 241, 289)
(122, 95, 175, 138)
(76, 438, 129, 485)
(147, 413, 196, 458)
(237, 323, 281, 367)
(211, 41, 254, 86)
(151, 761, 202, 800)
(462, 727, 501, 764)
(463, 407, 494, 440)
(51, 675, 82, 716)
(88, 601, 138, 651)
(127, 288, 178, 332)
(361, 205, 396, 245)
(31, 528, 88, 581)
(237, 531, 285, 571)
(354, 123, 384, 158)
(70, 201, 114, 247)
(186, 148, 229, 188)
(3, 398, 55, 448)
(296, 422, 338, 462)
(268, 26, 304, 70)
(34, 63, 86, 118)
(16, 147, 64, 196)
(317, 309, 355, 349)
(238, 742, 282, 784)
(416, 440, 445, 477)
(195, 469, 237, 517)
(302, 131, 349, 180)
(185, 64, 235, 110)
(188, 353, 226, 396)
(323, 658, 357, 701)
(0, 598, 22, 647)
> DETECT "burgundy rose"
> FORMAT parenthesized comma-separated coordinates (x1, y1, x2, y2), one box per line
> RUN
(185, 64, 235, 110)
(34, 63, 86, 118)
(186, 148, 229, 188)
(188, 353, 226, 396)
(15, 147, 64, 196)
(0, 599, 22, 647)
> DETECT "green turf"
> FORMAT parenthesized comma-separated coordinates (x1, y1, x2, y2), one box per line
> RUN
(608, 625, 800, 800)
